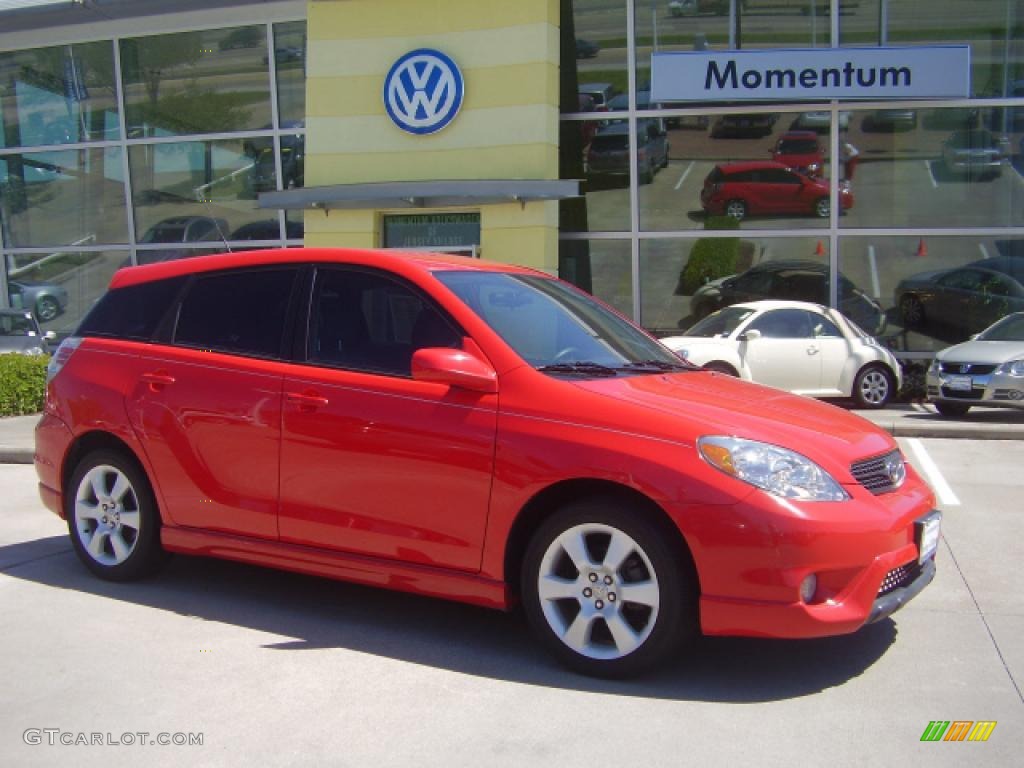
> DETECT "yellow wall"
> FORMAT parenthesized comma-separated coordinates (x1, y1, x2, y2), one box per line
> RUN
(303, 0, 561, 271)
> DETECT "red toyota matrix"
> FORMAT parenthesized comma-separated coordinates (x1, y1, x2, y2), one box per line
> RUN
(35, 248, 940, 677)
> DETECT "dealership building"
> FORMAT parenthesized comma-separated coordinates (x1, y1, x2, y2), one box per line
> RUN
(1, 0, 1021, 362)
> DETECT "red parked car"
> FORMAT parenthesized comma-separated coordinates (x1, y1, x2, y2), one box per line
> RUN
(701, 160, 853, 221)
(771, 130, 824, 177)
(36, 248, 938, 677)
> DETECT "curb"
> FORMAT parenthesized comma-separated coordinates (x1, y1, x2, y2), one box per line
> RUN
(0, 450, 33, 465)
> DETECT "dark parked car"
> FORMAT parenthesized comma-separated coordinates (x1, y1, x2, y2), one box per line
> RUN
(689, 259, 887, 336)
(864, 108, 917, 132)
(139, 216, 230, 246)
(710, 113, 776, 138)
(896, 264, 1024, 335)
(771, 130, 824, 177)
(575, 38, 600, 59)
(230, 219, 305, 240)
(701, 161, 853, 221)
(941, 129, 1004, 179)
(8, 279, 68, 323)
(587, 119, 669, 184)
(0, 308, 55, 355)
(578, 82, 617, 111)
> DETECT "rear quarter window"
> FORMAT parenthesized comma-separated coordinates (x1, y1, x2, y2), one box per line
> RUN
(77, 276, 186, 341)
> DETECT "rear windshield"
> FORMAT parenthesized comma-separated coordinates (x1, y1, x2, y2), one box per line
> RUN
(778, 139, 818, 154)
(685, 306, 756, 337)
(592, 134, 628, 151)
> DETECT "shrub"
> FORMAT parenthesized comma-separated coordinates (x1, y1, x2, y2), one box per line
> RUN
(0, 354, 49, 416)
(675, 215, 741, 296)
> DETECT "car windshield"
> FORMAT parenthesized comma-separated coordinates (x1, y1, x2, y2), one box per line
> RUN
(977, 313, 1024, 341)
(778, 139, 817, 154)
(140, 224, 188, 243)
(434, 271, 689, 375)
(685, 306, 757, 337)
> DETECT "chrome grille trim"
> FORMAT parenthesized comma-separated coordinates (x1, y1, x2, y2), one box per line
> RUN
(850, 449, 906, 495)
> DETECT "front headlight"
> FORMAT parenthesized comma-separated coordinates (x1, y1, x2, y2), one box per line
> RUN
(997, 359, 1024, 377)
(698, 436, 850, 502)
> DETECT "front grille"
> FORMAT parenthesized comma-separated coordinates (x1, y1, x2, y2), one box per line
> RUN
(939, 362, 997, 375)
(850, 450, 905, 495)
(878, 560, 922, 596)
(941, 387, 984, 400)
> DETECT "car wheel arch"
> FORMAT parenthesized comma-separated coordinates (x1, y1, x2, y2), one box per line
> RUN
(501, 479, 700, 604)
(62, 432, 158, 521)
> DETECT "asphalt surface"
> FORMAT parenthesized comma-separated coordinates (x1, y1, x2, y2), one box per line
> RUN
(3, 402, 1022, 466)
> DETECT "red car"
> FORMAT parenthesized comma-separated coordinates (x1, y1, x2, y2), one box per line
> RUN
(771, 130, 824, 177)
(36, 248, 938, 677)
(701, 160, 853, 221)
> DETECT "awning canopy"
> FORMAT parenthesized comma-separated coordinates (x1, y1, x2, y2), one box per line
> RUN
(258, 180, 580, 212)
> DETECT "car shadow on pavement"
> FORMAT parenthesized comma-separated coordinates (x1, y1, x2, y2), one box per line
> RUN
(3, 536, 896, 703)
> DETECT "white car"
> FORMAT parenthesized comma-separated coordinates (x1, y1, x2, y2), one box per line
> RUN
(660, 300, 902, 408)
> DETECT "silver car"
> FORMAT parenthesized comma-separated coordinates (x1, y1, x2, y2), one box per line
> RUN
(927, 312, 1024, 417)
(0, 309, 56, 355)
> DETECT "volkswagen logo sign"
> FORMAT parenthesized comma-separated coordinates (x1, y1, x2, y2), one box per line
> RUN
(384, 49, 464, 135)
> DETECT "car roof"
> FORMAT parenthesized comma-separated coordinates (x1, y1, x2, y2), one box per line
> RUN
(778, 130, 818, 141)
(714, 160, 793, 173)
(726, 299, 830, 313)
(109, 248, 545, 290)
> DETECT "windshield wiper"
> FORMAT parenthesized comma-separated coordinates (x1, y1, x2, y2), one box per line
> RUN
(621, 359, 696, 372)
(536, 362, 620, 377)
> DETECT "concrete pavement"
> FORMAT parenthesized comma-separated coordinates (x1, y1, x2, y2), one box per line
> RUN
(2, 403, 1022, 465)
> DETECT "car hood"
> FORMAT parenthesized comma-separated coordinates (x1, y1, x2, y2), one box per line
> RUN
(660, 335, 735, 350)
(937, 340, 1024, 364)
(571, 371, 894, 472)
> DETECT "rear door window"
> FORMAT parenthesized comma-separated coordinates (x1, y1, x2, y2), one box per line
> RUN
(78, 276, 186, 341)
(173, 267, 299, 358)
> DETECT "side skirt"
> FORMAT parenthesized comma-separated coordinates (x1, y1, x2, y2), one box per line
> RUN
(161, 526, 512, 610)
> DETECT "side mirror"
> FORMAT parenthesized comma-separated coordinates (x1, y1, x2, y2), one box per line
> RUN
(412, 347, 498, 393)
(44, 331, 57, 342)
(738, 329, 762, 342)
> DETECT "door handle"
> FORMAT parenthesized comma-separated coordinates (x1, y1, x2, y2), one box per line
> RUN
(141, 371, 175, 390)
(286, 391, 329, 409)
(806, 346, 820, 356)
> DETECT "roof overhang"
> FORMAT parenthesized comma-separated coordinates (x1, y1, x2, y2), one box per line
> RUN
(258, 180, 580, 212)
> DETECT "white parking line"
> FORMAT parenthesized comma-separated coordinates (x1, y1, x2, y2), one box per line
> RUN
(978, 242, 990, 260)
(924, 160, 938, 189)
(674, 161, 695, 191)
(867, 244, 881, 299)
(906, 438, 961, 506)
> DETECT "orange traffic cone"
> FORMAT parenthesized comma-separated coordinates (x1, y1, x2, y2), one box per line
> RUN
(814, 240, 825, 257)
(916, 238, 928, 257)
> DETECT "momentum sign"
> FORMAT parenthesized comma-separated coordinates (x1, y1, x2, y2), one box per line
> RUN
(650, 46, 970, 102)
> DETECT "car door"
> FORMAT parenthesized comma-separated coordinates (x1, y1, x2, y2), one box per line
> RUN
(277, 266, 498, 572)
(757, 168, 804, 214)
(809, 312, 850, 395)
(126, 266, 299, 539)
(739, 308, 822, 391)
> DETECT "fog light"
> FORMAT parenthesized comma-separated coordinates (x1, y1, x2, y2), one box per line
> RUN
(800, 574, 817, 604)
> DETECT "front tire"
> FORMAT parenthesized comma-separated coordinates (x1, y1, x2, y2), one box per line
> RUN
(66, 450, 166, 581)
(36, 296, 60, 322)
(815, 197, 830, 218)
(703, 361, 738, 376)
(935, 401, 971, 418)
(521, 499, 695, 678)
(853, 365, 894, 409)
(899, 294, 925, 326)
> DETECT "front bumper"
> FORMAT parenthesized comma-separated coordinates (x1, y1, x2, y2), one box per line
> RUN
(681, 468, 940, 639)
(927, 368, 1024, 409)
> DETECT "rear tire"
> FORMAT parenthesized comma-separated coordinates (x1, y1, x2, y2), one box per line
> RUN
(66, 449, 167, 581)
(899, 294, 925, 327)
(725, 199, 747, 220)
(815, 197, 830, 218)
(521, 499, 695, 678)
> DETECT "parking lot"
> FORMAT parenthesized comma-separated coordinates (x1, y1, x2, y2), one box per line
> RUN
(1, 436, 1021, 766)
